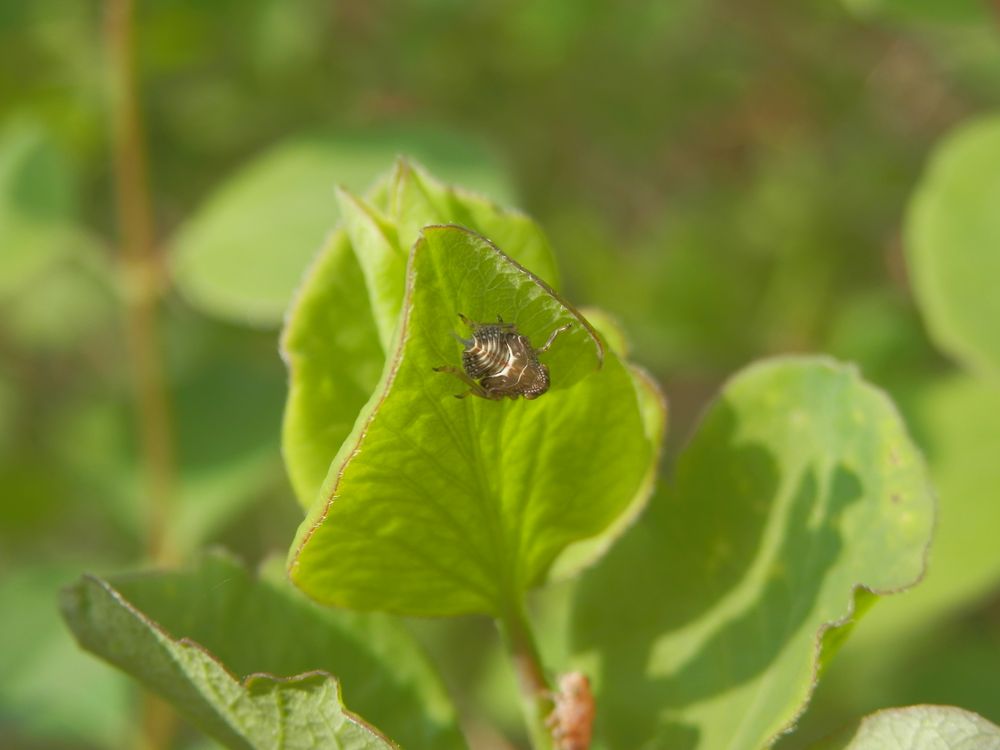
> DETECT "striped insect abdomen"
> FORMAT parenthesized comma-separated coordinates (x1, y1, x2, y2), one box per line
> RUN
(434, 314, 569, 401)
(462, 326, 549, 399)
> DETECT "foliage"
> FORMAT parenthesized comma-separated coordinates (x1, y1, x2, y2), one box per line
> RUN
(61, 552, 463, 750)
(814, 706, 1000, 750)
(3, 2, 1000, 749)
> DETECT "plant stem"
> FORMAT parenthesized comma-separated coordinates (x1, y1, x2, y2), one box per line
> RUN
(105, 0, 178, 747)
(498, 600, 554, 750)
(105, 0, 176, 565)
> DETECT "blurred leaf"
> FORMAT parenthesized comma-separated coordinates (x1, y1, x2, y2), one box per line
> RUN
(51, 353, 287, 555)
(906, 115, 1000, 377)
(0, 369, 16, 456)
(824, 291, 934, 392)
(2, 241, 117, 352)
(282, 160, 560, 509)
(842, 0, 989, 24)
(171, 128, 514, 327)
(0, 117, 81, 297)
(813, 706, 1000, 750)
(0, 565, 129, 747)
(289, 225, 654, 617)
(572, 357, 935, 750)
(61, 551, 465, 750)
(169, 359, 287, 554)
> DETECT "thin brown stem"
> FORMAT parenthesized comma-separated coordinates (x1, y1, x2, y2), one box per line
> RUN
(105, 1, 178, 747)
(498, 601, 554, 750)
(105, 0, 175, 565)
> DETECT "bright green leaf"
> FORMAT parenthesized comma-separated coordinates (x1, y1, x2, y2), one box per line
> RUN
(281, 228, 386, 506)
(906, 115, 1000, 377)
(282, 162, 563, 509)
(814, 706, 1000, 750)
(171, 130, 514, 327)
(337, 186, 406, 352)
(549, 308, 667, 580)
(288, 225, 655, 617)
(571, 357, 935, 750)
(390, 162, 560, 289)
(61, 551, 465, 750)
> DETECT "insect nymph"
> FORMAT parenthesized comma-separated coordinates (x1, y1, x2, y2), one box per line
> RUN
(433, 313, 572, 400)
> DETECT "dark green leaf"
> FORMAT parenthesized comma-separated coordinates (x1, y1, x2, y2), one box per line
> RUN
(61, 551, 465, 750)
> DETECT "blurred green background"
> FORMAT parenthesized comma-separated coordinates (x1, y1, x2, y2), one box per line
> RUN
(2, 1, 999, 748)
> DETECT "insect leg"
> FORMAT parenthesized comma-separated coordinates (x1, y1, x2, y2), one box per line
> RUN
(432, 365, 494, 400)
(537, 323, 573, 353)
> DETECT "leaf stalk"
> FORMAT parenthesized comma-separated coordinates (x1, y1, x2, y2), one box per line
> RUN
(498, 600, 555, 750)
(105, 0, 178, 747)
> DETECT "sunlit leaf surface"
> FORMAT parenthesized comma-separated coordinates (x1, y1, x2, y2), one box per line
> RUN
(815, 705, 1000, 750)
(171, 130, 513, 327)
(572, 358, 934, 750)
(289, 225, 656, 616)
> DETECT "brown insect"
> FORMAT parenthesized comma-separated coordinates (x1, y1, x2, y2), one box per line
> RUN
(433, 313, 571, 400)
(546, 672, 595, 750)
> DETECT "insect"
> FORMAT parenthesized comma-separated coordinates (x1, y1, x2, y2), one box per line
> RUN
(433, 313, 571, 401)
(546, 672, 595, 750)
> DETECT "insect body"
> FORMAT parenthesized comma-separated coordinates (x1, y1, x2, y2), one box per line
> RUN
(546, 672, 595, 750)
(434, 313, 571, 401)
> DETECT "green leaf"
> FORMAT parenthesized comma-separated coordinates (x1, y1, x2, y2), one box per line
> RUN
(842, 0, 989, 24)
(786, 375, 1000, 733)
(61, 551, 465, 750)
(390, 162, 560, 289)
(814, 706, 1000, 750)
(0, 565, 129, 747)
(2, 238, 117, 352)
(288, 225, 656, 616)
(0, 118, 80, 297)
(850, 375, 1000, 638)
(171, 129, 514, 327)
(282, 162, 562, 509)
(549, 309, 668, 580)
(337, 187, 407, 352)
(906, 115, 1000, 377)
(281, 228, 386, 506)
(50, 349, 288, 555)
(571, 357, 935, 750)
